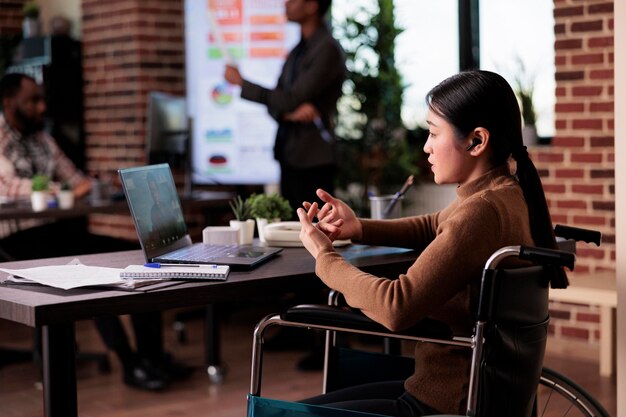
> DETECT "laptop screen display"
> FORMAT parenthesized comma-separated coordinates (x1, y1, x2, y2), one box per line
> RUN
(119, 164, 189, 254)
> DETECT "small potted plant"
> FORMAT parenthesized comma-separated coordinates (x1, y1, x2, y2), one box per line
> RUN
(513, 57, 538, 146)
(30, 174, 49, 212)
(57, 181, 75, 209)
(228, 195, 255, 244)
(22, 1, 41, 38)
(247, 193, 293, 242)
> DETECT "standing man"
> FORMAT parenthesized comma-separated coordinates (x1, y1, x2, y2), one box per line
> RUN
(224, 0, 346, 217)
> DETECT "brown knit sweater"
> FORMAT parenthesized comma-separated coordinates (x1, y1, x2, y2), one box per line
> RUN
(314, 165, 535, 414)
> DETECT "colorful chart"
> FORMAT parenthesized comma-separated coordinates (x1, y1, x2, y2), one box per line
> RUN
(211, 82, 234, 106)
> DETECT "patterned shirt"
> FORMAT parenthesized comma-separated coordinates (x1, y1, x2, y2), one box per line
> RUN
(0, 114, 86, 198)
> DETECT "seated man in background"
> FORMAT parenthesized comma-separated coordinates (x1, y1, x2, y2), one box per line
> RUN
(0, 72, 91, 206)
(0, 72, 94, 259)
(0, 72, 192, 390)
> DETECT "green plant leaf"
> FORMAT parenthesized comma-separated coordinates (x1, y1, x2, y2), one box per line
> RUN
(31, 174, 49, 191)
(22, 1, 40, 19)
(229, 195, 252, 220)
(247, 193, 293, 220)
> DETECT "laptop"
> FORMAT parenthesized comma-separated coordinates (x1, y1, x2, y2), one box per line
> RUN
(118, 164, 282, 269)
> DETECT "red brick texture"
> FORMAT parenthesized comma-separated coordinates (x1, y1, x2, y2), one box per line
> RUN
(0, 0, 25, 36)
(550, 301, 602, 344)
(82, 0, 185, 174)
(538, 0, 614, 350)
(81, 0, 186, 239)
(532, 0, 615, 275)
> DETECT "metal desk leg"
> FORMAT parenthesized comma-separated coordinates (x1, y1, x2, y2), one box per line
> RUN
(205, 304, 225, 383)
(384, 338, 402, 355)
(42, 323, 77, 417)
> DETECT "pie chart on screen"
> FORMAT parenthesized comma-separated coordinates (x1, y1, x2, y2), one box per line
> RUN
(211, 82, 234, 106)
(209, 154, 228, 166)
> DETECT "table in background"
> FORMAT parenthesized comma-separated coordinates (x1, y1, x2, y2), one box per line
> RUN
(0, 244, 416, 417)
(0, 190, 236, 221)
(0, 189, 235, 261)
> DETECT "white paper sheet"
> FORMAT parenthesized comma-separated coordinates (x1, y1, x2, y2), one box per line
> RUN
(0, 264, 125, 290)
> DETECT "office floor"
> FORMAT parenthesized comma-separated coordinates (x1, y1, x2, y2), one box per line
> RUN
(0, 303, 617, 417)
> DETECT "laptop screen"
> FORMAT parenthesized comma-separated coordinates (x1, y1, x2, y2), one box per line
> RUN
(119, 164, 191, 260)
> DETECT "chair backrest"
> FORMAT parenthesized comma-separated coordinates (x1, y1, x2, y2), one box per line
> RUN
(476, 265, 550, 417)
(319, 265, 553, 417)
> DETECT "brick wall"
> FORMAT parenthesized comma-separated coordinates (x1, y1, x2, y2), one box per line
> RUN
(532, 0, 615, 275)
(81, 0, 186, 240)
(0, 0, 24, 36)
(535, 0, 615, 349)
(549, 300, 602, 347)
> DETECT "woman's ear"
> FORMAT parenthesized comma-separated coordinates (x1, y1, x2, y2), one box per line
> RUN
(465, 128, 490, 155)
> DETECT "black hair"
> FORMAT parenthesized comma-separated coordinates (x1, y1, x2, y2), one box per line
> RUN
(0, 73, 34, 101)
(314, 0, 331, 18)
(426, 70, 567, 288)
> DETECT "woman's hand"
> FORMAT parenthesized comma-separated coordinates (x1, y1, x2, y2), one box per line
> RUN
(303, 189, 362, 241)
(297, 206, 334, 259)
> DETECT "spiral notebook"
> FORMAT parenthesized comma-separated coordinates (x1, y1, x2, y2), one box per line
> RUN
(120, 264, 230, 281)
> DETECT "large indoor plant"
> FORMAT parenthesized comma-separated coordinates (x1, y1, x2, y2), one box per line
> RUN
(247, 193, 292, 242)
(333, 0, 423, 215)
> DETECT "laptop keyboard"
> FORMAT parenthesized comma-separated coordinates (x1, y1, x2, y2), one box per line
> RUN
(167, 244, 238, 261)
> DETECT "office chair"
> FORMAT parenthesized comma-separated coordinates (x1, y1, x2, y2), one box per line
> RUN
(247, 226, 608, 417)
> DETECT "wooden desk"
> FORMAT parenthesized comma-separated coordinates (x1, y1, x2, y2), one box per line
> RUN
(0, 244, 416, 417)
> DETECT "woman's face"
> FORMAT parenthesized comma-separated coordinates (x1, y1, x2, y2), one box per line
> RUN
(423, 109, 475, 185)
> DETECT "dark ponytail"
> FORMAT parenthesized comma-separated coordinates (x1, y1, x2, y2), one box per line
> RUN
(513, 148, 568, 288)
(427, 70, 568, 288)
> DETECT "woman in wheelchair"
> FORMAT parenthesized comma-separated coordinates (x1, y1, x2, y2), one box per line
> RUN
(295, 70, 568, 416)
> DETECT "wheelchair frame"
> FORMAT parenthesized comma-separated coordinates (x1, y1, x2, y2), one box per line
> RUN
(249, 226, 609, 417)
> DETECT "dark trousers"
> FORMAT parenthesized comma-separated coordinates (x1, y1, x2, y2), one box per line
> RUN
(280, 163, 336, 220)
(94, 312, 164, 371)
(0, 219, 162, 373)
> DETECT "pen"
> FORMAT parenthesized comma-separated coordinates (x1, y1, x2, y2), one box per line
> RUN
(313, 117, 333, 143)
(144, 263, 218, 268)
(382, 175, 415, 218)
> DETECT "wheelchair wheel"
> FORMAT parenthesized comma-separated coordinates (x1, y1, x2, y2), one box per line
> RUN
(535, 367, 610, 417)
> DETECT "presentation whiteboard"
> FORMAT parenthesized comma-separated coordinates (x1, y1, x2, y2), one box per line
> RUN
(184, 0, 299, 185)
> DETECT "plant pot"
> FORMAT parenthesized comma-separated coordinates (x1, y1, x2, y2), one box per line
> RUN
(522, 125, 538, 147)
(256, 218, 279, 243)
(229, 219, 255, 245)
(369, 195, 404, 219)
(30, 191, 48, 212)
(22, 18, 40, 38)
(58, 190, 75, 209)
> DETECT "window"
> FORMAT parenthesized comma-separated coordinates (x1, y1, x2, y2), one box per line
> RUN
(480, 0, 556, 138)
